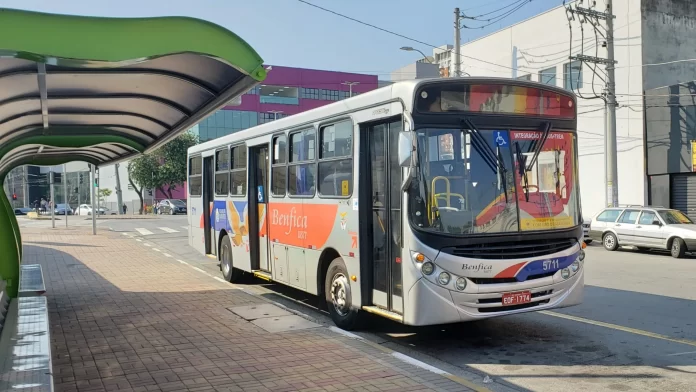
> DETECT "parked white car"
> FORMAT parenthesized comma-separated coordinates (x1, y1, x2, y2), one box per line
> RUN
(75, 204, 105, 216)
(589, 206, 696, 258)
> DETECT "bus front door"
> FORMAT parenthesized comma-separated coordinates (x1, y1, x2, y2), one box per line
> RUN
(249, 144, 271, 273)
(203, 156, 216, 257)
(363, 119, 404, 314)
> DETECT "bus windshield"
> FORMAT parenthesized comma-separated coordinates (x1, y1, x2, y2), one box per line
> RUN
(409, 127, 580, 235)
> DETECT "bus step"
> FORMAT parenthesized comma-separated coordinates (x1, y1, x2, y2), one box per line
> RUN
(252, 270, 272, 282)
(361, 306, 403, 323)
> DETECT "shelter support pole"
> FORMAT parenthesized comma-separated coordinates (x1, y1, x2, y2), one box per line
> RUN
(0, 176, 20, 298)
(91, 165, 96, 235)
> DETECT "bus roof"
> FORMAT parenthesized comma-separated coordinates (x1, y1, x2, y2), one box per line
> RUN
(0, 8, 267, 174)
(189, 77, 577, 155)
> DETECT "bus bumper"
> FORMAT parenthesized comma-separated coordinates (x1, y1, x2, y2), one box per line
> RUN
(404, 267, 584, 326)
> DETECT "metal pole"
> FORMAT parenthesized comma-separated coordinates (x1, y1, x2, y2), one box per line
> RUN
(96, 168, 100, 219)
(91, 165, 96, 235)
(115, 163, 123, 215)
(605, 0, 618, 207)
(63, 164, 68, 228)
(453, 8, 461, 77)
(49, 170, 55, 228)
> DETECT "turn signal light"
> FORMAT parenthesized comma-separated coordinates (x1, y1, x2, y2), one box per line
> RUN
(582, 242, 587, 249)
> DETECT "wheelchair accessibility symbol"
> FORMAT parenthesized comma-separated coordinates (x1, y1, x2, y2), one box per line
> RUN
(494, 131, 509, 147)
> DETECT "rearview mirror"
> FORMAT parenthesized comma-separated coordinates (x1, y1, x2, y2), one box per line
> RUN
(653, 219, 662, 226)
(398, 131, 413, 167)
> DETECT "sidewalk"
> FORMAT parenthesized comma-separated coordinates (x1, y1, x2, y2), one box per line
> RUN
(22, 226, 476, 392)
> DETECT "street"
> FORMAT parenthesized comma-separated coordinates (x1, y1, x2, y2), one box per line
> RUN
(104, 215, 696, 392)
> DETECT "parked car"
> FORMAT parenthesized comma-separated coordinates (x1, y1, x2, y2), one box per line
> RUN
(583, 218, 592, 244)
(54, 203, 73, 215)
(589, 206, 696, 258)
(157, 199, 187, 215)
(14, 207, 32, 215)
(75, 204, 105, 216)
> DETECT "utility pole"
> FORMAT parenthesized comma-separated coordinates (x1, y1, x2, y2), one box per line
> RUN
(49, 169, 55, 228)
(91, 165, 96, 235)
(342, 81, 359, 97)
(567, 1, 617, 207)
(115, 163, 123, 215)
(63, 164, 68, 227)
(453, 7, 461, 77)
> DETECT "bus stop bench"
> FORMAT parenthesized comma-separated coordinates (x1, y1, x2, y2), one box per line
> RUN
(0, 264, 53, 391)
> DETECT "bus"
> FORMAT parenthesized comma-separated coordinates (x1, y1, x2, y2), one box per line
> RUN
(187, 78, 586, 329)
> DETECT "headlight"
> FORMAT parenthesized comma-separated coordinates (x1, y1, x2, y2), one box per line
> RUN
(561, 268, 571, 279)
(455, 277, 467, 291)
(570, 260, 580, 272)
(421, 261, 435, 275)
(438, 272, 451, 285)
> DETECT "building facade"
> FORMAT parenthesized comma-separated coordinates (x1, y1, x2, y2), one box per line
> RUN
(393, 0, 696, 219)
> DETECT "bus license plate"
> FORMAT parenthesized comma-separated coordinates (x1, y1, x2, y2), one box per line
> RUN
(502, 291, 531, 305)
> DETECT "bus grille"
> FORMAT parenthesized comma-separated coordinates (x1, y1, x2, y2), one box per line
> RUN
(477, 290, 553, 304)
(478, 300, 550, 313)
(469, 271, 556, 285)
(442, 238, 575, 260)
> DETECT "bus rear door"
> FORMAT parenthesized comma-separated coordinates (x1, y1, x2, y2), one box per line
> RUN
(249, 144, 271, 273)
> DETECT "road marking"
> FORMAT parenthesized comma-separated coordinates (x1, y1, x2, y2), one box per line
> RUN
(176, 259, 187, 264)
(667, 351, 696, 356)
(541, 311, 696, 348)
(214, 277, 227, 283)
(135, 228, 153, 235)
(152, 248, 161, 252)
(163, 253, 172, 258)
(158, 227, 179, 233)
(181, 226, 188, 230)
(143, 243, 151, 247)
(121, 232, 129, 236)
(191, 266, 207, 274)
(392, 352, 448, 375)
(135, 239, 142, 242)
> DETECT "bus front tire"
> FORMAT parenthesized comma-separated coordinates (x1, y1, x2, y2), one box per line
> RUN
(220, 235, 242, 282)
(325, 258, 363, 330)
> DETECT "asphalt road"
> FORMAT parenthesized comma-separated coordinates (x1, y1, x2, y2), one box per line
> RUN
(106, 215, 696, 392)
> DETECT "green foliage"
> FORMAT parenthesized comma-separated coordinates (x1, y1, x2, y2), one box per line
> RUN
(98, 188, 112, 198)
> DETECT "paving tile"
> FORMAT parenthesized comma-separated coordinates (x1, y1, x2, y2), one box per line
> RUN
(20, 226, 473, 392)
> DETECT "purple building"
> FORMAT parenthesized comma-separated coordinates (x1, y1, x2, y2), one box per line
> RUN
(157, 65, 379, 200)
(191, 65, 379, 143)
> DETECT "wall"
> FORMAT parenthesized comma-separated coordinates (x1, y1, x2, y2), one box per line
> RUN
(454, 0, 644, 217)
(390, 62, 440, 82)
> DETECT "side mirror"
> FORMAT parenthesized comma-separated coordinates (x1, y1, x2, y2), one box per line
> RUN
(397, 131, 413, 167)
(653, 219, 662, 226)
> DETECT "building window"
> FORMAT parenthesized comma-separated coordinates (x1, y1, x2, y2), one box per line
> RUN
(300, 88, 320, 100)
(516, 74, 532, 81)
(318, 120, 353, 197)
(188, 156, 202, 197)
(321, 89, 340, 101)
(197, 110, 258, 142)
(288, 129, 316, 196)
(564, 61, 583, 90)
(259, 85, 299, 105)
(539, 67, 557, 86)
(271, 134, 287, 196)
(259, 112, 287, 124)
(230, 145, 247, 196)
(214, 147, 230, 196)
(339, 90, 351, 100)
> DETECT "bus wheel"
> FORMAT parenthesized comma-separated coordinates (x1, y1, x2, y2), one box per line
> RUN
(220, 235, 242, 282)
(325, 258, 363, 330)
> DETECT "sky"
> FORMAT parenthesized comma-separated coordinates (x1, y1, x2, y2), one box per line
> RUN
(0, 0, 563, 79)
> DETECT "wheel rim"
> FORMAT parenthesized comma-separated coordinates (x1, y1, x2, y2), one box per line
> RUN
(672, 242, 680, 254)
(330, 273, 350, 317)
(604, 235, 615, 249)
(221, 244, 231, 276)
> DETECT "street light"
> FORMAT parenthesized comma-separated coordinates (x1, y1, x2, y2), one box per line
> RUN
(400, 46, 433, 63)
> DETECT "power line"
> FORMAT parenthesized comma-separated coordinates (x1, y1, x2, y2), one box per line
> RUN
(296, 0, 517, 71)
(462, 0, 534, 30)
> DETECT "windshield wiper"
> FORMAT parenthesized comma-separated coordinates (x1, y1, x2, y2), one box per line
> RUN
(462, 118, 509, 204)
(515, 142, 530, 202)
(525, 122, 552, 172)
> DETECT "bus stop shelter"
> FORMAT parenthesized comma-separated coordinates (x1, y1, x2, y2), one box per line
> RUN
(0, 8, 267, 299)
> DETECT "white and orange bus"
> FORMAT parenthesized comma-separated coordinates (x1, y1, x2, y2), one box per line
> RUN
(187, 78, 586, 329)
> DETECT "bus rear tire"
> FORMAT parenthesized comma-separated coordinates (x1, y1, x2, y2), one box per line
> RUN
(325, 257, 363, 330)
(220, 235, 242, 282)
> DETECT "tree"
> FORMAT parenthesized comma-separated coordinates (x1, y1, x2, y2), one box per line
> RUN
(97, 188, 112, 208)
(157, 132, 199, 198)
(126, 131, 198, 213)
(127, 155, 159, 214)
